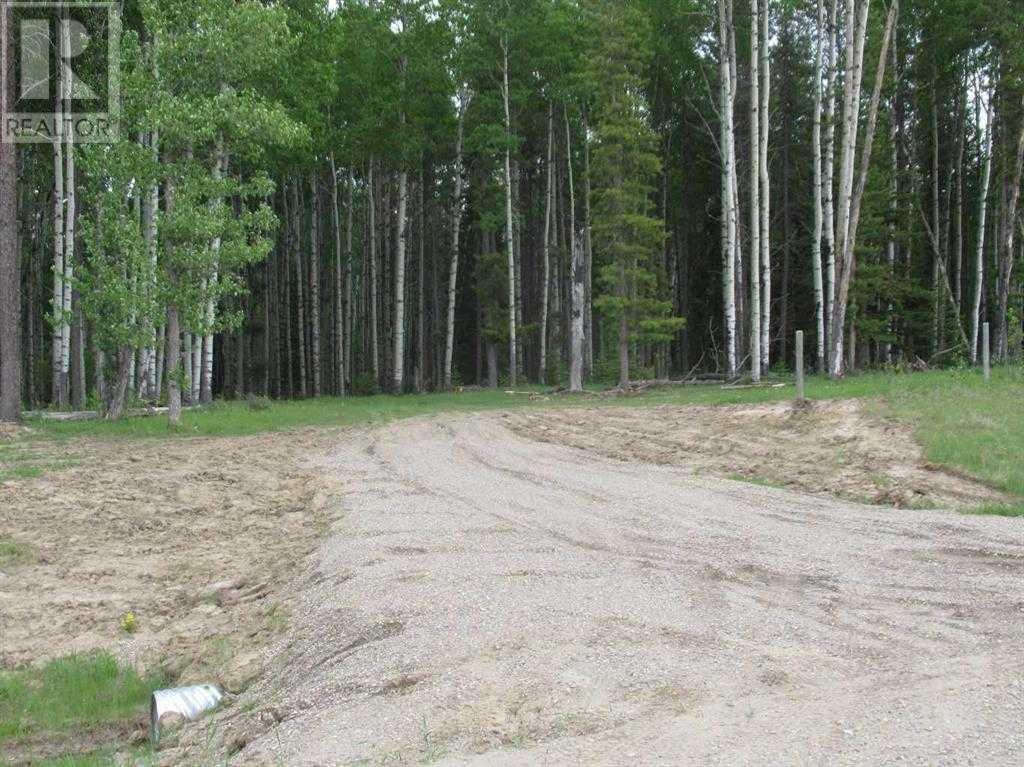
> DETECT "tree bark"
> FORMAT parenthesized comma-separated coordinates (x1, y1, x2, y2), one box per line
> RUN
(393, 170, 409, 393)
(292, 178, 307, 396)
(540, 103, 555, 385)
(444, 92, 469, 390)
(758, 0, 771, 376)
(811, 0, 827, 371)
(996, 95, 1024, 360)
(566, 105, 582, 391)
(749, 0, 762, 382)
(416, 170, 426, 392)
(329, 155, 345, 395)
(106, 346, 133, 420)
(202, 139, 227, 404)
(582, 107, 594, 375)
(309, 172, 322, 396)
(823, 0, 839, 339)
(0, 3, 20, 421)
(718, 0, 738, 376)
(830, 0, 896, 376)
(52, 34, 66, 408)
(501, 35, 518, 387)
(970, 82, 994, 363)
(368, 160, 380, 385)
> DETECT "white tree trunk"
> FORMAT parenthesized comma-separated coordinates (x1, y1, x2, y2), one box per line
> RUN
(345, 170, 354, 390)
(823, 0, 839, 337)
(749, 0, 762, 382)
(565, 105, 582, 390)
(141, 129, 159, 399)
(201, 139, 227, 403)
(391, 168, 407, 395)
(970, 81, 993, 363)
(330, 154, 345, 394)
(368, 160, 379, 384)
(829, 0, 869, 375)
(540, 103, 554, 385)
(570, 229, 585, 393)
(758, 0, 771, 376)
(830, 0, 897, 377)
(718, 0, 738, 376)
(393, 170, 409, 393)
(444, 92, 469, 390)
(582, 108, 594, 374)
(51, 73, 65, 407)
(811, 0, 827, 370)
(501, 36, 518, 387)
(309, 172, 322, 396)
(61, 15, 74, 406)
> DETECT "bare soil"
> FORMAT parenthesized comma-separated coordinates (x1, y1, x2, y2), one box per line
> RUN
(0, 429, 344, 688)
(3, 401, 1020, 765)
(167, 406, 1022, 766)
(506, 399, 1008, 509)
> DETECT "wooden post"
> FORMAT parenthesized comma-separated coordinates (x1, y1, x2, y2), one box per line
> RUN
(795, 330, 805, 401)
(982, 322, 991, 381)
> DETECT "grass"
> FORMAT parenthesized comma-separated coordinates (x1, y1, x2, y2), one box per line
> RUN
(969, 503, 1024, 518)
(0, 653, 163, 764)
(10, 367, 1024, 513)
(0, 537, 36, 569)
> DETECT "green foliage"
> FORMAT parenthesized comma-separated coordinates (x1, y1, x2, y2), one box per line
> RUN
(585, 0, 684, 355)
(0, 537, 36, 569)
(350, 372, 380, 397)
(474, 250, 510, 343)
(0, 653, 163, 744)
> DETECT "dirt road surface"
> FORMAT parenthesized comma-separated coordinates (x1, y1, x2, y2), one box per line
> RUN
(208, 412, 1024, 767)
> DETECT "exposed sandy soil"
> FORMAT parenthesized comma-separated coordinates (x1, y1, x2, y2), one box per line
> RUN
(3, 401, 1021, 765)
(506, 399, 1009, 509)
(167, 409, 1023, 767)
(0, 428, 344, 685)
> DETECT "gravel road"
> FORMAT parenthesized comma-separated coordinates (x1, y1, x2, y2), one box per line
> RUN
(236, 412, 1024, 766)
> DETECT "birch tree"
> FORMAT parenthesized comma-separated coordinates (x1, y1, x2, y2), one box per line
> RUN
(444, 91, 470, 390)
(718, 0, 738, 376)
(811, 0, 827, 370)
(830, 0, 898, 377)
(758, 0, 771, 376)
(500, 32, 518, 387)
(970, 76, 994, 363)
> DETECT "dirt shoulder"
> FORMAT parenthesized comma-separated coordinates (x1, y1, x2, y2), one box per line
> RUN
(505, 399, 1008, 510)
(0, 428, 345, 689)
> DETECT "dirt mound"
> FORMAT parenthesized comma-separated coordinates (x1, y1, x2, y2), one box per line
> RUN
(504, 399, 1006, 509)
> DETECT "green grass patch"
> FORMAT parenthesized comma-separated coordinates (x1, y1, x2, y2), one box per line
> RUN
(967, 503, 1024, 518)
(0, 537, 36, 569)
(0, 441, 77, 483)
(0, 653, 163, 763)
(13, 367, 1024, 508)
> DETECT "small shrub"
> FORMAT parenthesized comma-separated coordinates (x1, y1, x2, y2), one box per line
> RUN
(119, 612, 138, 634)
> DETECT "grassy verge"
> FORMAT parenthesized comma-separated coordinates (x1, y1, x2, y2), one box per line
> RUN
(0, 653, 163, 765)
(11, 367, 1024, 512)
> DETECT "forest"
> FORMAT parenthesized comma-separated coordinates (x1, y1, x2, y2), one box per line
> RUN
(0, 0, 1022, 427)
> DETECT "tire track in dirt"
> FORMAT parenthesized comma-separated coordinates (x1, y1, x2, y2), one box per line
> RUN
(174, 410, 1023, 767)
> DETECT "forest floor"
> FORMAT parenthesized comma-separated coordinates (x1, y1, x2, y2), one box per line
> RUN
(1, 369, 1023, 764)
